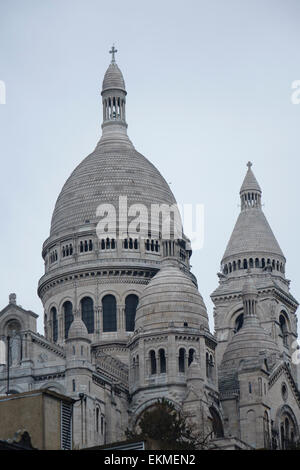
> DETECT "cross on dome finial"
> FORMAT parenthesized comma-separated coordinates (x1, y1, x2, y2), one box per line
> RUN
(109, 45, 118, 63)
(247, 161, 252, 170)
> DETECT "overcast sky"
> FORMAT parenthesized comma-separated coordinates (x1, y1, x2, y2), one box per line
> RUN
(0, 0, 299, 334)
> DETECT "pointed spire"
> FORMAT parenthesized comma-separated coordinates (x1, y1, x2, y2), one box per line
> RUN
(240, 162, 262, 210)
(221, 162, 285, 266)
(240, 162, 262, 193)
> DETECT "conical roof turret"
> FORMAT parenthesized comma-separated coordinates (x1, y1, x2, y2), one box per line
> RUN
(222, 162, 285, 269)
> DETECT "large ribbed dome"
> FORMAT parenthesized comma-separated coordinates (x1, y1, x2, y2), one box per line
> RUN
(50, 55, 177, 236)
(50, 142, 177, 236)
(135, 260, 209, 331)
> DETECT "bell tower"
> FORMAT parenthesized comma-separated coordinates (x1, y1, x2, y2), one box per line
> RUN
(211, 163, 298, 378)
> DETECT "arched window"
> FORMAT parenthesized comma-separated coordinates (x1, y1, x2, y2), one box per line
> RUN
(159, 349, 166, 373)
(96, 408, 99, 433)
(188, 348, 195, 366)
(102, 295, 117, 332)
(209, 407, 224, 438)
(51, 307, 58, 343)
(63, 301, 73, 339)
(235, 313, 244, 332)
(81, 297, 94, 334)
(272, 259, 275, 269)
(206, 352, 214, 379)
(206, 352, 209, 377)
(72, 379, 76, 392)
(279, 413, 295, 449)
(150, 350, 157, 375)
(125, 294, 139, 332)
(179, 348, 186, 373)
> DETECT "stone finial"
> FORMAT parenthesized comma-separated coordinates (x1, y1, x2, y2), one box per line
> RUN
(9, 293, 16, 305)
(247, 161, 252, 170)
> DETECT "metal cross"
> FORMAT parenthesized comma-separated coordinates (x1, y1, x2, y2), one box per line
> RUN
(247, 161, 253, 170)
(109, 45, 117, 63)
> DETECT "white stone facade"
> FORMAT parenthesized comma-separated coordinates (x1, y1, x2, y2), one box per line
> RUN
(0, 54, 299, 450)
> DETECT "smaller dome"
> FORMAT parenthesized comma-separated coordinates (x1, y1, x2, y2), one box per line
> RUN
(219, 311, 280, 394)
(68, 316, 90, 341)
(135, 260, 209, 331)
(102, 63, 126, 92)
(220, 313, 279, 372)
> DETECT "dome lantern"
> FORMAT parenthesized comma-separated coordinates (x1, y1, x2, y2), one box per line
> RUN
(101, 45, 128, 134)
(240, 161, 262, 210)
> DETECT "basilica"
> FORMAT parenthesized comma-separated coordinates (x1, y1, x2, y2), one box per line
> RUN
(0, 49, 299, 450)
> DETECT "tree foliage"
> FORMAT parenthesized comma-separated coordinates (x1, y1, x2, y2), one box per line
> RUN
(126, 398, 212, 450)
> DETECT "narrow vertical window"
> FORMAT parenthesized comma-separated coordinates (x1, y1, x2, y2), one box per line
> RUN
(125, 294, 139, 332)
(102, 295, 117, 332)
(51, 307, 58, 343)
(64, 301, 73, 339)
(188, 348, 195, 366)
(96, 408, 99, 433)
(179, 348, 185, 372)
(159, 349, 166, 373)
(150, 350, 157, 374)
(81, 297, 94, 333)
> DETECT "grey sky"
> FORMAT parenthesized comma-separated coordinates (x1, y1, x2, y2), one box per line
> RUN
(0, 0, 299, 333)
